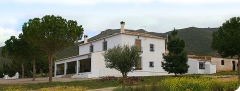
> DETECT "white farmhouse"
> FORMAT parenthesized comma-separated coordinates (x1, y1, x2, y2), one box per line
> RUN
(54, 21, 168, 78)
(187, 55, 216, 74)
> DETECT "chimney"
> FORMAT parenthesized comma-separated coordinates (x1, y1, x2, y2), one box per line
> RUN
(84, 35, 88, 43)
(120, 21, 125, 33)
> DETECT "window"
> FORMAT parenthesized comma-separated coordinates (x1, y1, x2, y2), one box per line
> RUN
(89, 45, 93, 52)
(221, 60, 224, 65)
(102, 41, 107, 51)
(150, 44, 154, 51)
(199, 62, 205, 69)
(135, 57, 142, 70)
(149, 61, 154, 67)
(135, 39, 142, 52)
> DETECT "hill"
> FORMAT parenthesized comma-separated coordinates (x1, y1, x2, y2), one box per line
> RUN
(176, 27, 218, 55)
(55, 27, 218, 59)
(0, 27, 219, 61)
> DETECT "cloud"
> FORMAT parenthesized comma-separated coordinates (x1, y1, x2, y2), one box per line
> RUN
(3, 0, 240, 5)
(0, 27, 21, 47)
(157, 0, 240, 4)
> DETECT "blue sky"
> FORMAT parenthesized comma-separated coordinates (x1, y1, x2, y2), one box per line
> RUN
(0, 0, 240, 47)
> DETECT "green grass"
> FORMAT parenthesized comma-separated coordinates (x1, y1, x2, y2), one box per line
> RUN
(0, 80, 119, 91)
(0, 76, 169, 90)
(0, 74, 238, 91)
(214, 71, 238, 75)
(114, 76, 239, 91)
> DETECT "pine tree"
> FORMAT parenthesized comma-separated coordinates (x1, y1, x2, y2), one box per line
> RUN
(162, 29, 189, 76)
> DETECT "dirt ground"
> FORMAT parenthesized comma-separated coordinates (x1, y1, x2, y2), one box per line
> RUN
(217, 75, 238, 82)
(0, 77, 90, 84)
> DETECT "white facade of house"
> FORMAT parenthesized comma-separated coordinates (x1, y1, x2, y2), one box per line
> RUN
(187, 58, 216, 74)
(54, 21, 168, 78)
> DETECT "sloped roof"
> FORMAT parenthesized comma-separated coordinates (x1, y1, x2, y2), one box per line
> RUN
(79, 29, 165, 46)
(124, 31, 164, 39)
(188, 55, 211, 61)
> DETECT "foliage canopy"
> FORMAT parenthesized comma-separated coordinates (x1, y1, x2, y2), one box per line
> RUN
(211, 17, 240, 80)
(162, 30, 189, 76)
(22, 15, 84, 82)
(104, 44, 140, 89)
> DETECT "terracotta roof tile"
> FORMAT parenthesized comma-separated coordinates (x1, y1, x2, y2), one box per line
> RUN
(79, 30, 165, 46)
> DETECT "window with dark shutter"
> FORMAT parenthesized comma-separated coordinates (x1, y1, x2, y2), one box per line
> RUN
(150, 44, 154, 51)
(102, 41, 107, 51)
(199, 62, 205, 69)
(89, 45, 93, 52)
(149, 61, 154, 67)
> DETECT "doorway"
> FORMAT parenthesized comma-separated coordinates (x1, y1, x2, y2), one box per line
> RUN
(232, 61, 235, 71)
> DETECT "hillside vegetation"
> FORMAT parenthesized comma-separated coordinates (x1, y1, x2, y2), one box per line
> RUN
(54, 27, 218, 59)
(176, 27, 217, 56)
(0, 27, 218, 62)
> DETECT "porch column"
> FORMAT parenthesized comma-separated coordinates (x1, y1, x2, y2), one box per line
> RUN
(64, 62, 67, 75)
(76, 60, 79, 74)
(54, 63, 57, 77)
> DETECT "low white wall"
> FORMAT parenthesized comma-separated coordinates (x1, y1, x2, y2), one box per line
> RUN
(3, 72, 19, 79)
(203, 62, 216, 74)
(72, 72, 91, 78)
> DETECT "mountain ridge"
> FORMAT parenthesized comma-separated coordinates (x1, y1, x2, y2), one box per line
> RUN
(0, 27, 219, 61)
(55, 27, 218, 59)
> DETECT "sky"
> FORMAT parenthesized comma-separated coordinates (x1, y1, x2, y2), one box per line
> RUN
(0, 0, 240, 47)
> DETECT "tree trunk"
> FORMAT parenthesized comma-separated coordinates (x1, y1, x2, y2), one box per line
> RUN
(238, 54, 240, 81)
(32, 59, 36, 81)
(122, 73, 126, 90)
(21, 63, 24, 78)
(49, 54, 53, 83)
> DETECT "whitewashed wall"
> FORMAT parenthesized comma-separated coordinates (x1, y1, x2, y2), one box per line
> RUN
(121, 34, 166, 73)
(78, 33, 168, 77)
(91, 51, 122, 78)
(79, 34, 122, 55)
(205, 62, 216, 74)
(187, 58, 199, 74)
(187, 58, 216, 74)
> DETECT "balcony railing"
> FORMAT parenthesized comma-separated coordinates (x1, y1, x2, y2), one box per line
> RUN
(137, 47, 143, 53)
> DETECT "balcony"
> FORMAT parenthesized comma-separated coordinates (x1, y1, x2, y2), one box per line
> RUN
(138, 47, 143, 53)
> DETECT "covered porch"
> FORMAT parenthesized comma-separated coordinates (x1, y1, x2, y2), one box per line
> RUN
(54, 54, 92, 78)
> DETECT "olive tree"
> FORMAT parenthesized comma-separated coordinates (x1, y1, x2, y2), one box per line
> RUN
(103, 44, 140, 90)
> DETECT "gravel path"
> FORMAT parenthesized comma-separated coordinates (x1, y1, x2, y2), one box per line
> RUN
(87, 87, 116, 91)
(0, 77, 117, 91)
